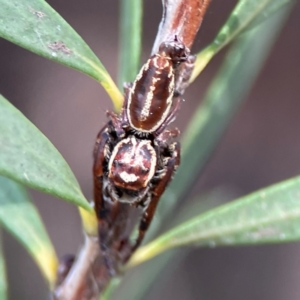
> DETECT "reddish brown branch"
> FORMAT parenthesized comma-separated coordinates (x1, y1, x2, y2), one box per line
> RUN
(152, 0, 212, 54)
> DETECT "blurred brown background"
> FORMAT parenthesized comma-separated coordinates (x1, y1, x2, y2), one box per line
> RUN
(1, 0, 300, 299)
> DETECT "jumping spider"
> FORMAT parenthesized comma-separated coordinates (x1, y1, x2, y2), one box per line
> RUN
(93, 37, 192, 266)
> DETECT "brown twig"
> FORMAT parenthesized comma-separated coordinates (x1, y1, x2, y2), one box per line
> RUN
(152, 0, 212, 54)
(53, 235, 104, 300)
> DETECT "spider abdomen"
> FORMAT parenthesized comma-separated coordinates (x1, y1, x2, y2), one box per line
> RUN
(127, 54, 175, 133)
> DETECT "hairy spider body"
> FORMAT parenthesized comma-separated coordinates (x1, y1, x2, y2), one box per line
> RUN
(93, 124, 180, 263)
(106, 135, 157, 206)
(93, 38, 191, 267)
(108, 136, 157, 191)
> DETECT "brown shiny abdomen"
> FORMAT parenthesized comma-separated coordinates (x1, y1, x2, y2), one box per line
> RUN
(127, 55, 175, 133)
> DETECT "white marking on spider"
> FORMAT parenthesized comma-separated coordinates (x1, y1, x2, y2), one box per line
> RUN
(119, 171, 138, 183)
(140, 82, 156, 120)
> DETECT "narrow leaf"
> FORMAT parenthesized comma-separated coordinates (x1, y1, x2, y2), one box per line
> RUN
(118, 0, 142, 88)
(100, 277, 122, 300)
(0, 232, 8, 300)
(191, 0, 295, 81)
(113, 251, 182, 300)
(129, 175, 300, 266)
(78, 207, 98, 236)
(0, 95, 92, 211)
(0, 0, 122, 110)
(0, 176, 58, 287)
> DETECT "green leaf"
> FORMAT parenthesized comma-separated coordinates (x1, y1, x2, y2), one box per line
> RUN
(151, 3, 293, 240)
(100, 277, 122, 300)
(0, 176, 58, 287)
(0, 95, 92, 211)
(113, 251, 183, 300)
(129, 175, 300, 266)
(118, 0, 142, 88)
(0, 232, 8, 300)
(0, 0, 123, 110)
(191, 0, 296, 81)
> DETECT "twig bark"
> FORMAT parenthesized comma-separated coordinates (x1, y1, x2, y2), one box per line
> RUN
(53, 235, 109, 300)
(152, 0, 212, 54)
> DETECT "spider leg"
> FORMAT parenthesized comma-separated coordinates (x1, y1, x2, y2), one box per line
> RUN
(174, 54, 196, 96)
(155, 128, 180, 146)
(154, 96, 181, 137)
(127, 142, 181, 258)
(106, 82, 132, 136)
(154, 55, 196, 137)
(93, 126, 120, 274)
(106, 111, 125, 138)
(120, 82, 133, 128)
(93, 126, 111, 221)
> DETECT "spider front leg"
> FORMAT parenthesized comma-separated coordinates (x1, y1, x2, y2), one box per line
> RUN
(93, 126, 120, 274)
(105, 82, 133, 138)
(129, 142, 181, 256)
(174, 54, 196, 96)
(155, 128, 180, 147)
(94, 126, 111, 222)
(154, 96, 182, 137)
